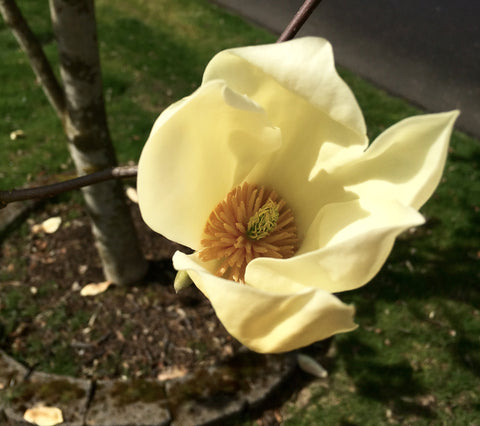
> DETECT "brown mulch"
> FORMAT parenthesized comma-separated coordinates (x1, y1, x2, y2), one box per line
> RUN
(0, 194, 245, 381)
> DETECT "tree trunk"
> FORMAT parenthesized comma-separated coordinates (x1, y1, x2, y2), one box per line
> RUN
(49, 0, 147, 285)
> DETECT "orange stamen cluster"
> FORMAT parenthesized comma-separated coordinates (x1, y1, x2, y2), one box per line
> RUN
(199, 182, 299, 282)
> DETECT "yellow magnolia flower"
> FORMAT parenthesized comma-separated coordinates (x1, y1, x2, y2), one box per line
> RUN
(137, 37, 458, 353)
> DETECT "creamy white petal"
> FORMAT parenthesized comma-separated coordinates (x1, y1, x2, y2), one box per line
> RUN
(203, 38, 369, 233)
(173, 251, 357, 353)
(246, 199, 424, 294)
(246, 125, 363, 238)
(337, 111, 459, 209)
(137, 80, 281, 249)
(203, 37, 366, 138)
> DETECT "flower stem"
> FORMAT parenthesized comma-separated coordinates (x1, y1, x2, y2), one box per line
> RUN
(277, 0, 323, 43)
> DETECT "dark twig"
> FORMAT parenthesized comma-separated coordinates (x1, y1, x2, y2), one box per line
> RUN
(0, 166, 138, 208)
(0, 1, 322, 208)
(0, 0, 67, 122)
(277, 0, 323, 42)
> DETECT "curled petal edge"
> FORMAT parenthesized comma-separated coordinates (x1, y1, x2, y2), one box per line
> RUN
(339, 110, 459, 210)
(203, 37, 366, 139)
(246, 199, 425, 294)
(173, 251, 357, 353)
(137, 80, 281, 249)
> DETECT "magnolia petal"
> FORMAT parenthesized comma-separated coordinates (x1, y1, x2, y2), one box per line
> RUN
(32, 216, 62, 234)
(10, 129, 26, 140)
(250, 168, 358, 241)
(338, 111, 459, 210)
(137, 80, 281, 249)
(203, 38, 367, 232)
(23, 406, 63, 426)
(80, 280, 113, 296)
(203, 37, 366, 139)
(246, 199, 424, 294)
(157, 366, 188, 381)
(172, 251, 357, 353)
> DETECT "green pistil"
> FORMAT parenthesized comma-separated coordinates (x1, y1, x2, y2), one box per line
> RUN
(247, 199, 279, 240)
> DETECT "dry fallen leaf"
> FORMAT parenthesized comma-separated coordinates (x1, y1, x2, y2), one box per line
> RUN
(157, 366, 188, 381)
(10, 129, 26, 140)
(297, 353, 328, 378)
(31, 224, 42, 234)
(23, 406, 63, 426)
(32, 217, 62, 234)
(115, 330, 125, 342)
(80, 280, 113, 296)
(126, 186, 138, 203)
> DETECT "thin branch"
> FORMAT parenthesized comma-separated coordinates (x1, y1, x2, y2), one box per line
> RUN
(0, 0, 67, 122)
(0, 166, 138, 208)
(277, 0, 323, 42)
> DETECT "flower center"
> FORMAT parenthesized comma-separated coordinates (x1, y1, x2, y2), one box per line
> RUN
(199, 182, 299, 282)
(247, 199, 279, 240)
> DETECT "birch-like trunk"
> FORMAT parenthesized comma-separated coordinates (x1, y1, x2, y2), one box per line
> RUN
(49, 0, 147, 285)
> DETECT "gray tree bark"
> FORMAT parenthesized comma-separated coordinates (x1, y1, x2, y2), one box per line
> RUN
(48, 0, 147, 285)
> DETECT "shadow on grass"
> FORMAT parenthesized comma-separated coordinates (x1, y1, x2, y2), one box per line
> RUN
(335, 336, 437, 421)
(442, 306, 480, 377)
(332, 200, 479, 420)
(350, 214, 479, 312)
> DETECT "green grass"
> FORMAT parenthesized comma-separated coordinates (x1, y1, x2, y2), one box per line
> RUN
(1, 0, 480, 424)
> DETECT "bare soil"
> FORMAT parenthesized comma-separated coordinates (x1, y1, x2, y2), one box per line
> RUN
(0, 195, 247, 381)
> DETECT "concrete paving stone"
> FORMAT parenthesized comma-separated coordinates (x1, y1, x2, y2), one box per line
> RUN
(166, 369, 246, 426)
(241, 353, 296, 410)
(169, 395, 246, 426)
(2, 367, 91, 426)
(86, 379, 171, 426)
(0, 350, 28, 391)
(1, 347, 296, 425)
(166, 350, 295, 425)
(0, 351, 29, 423)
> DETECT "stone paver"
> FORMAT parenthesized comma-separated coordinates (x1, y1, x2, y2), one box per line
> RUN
(167, 370, 247, 426)
(0, 350, 28, 388)
(1, 349, 297, 425)
(1, 350, 29, 422)
(167, 350, 296, 425)
(1, 358, 91, 425)
(86, 379, 170, 425)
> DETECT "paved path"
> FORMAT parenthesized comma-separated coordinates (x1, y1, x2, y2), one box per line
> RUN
(211, 0, 479, 138)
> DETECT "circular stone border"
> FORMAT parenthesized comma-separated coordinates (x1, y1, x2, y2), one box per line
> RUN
(1, 348, 298, 425)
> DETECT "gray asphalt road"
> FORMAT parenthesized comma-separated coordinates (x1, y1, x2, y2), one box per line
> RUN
(211, 0, 479, 137)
